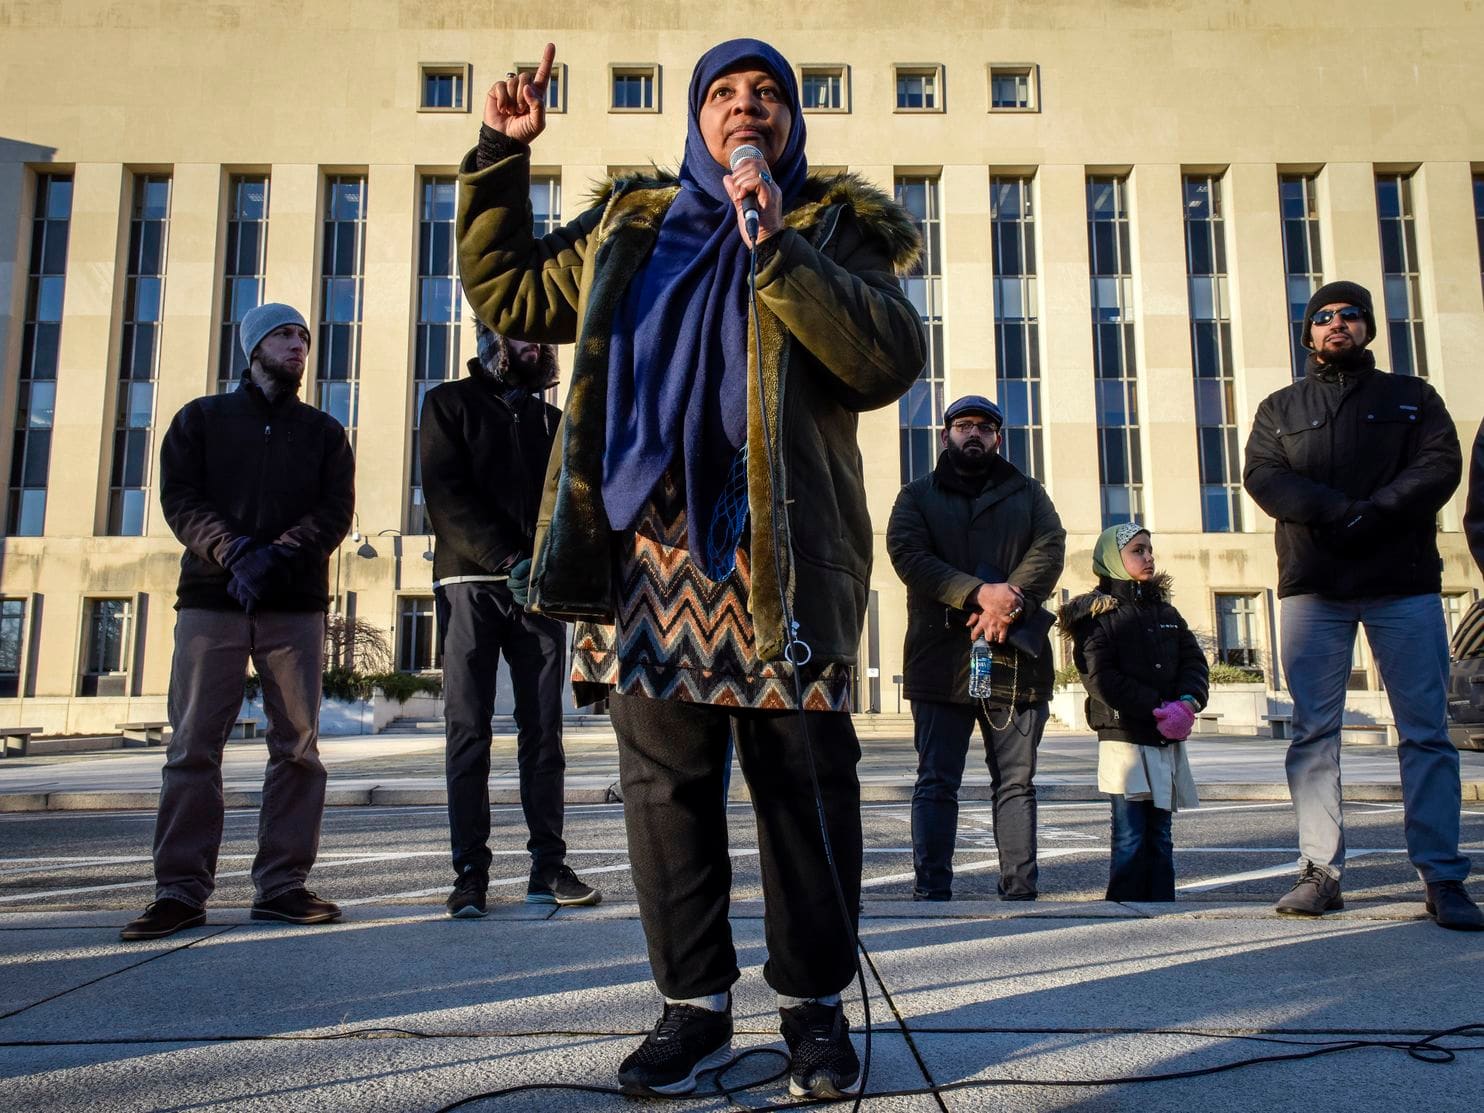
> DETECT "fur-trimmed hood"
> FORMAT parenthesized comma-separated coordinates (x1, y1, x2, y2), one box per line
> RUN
(587, 169, 922, 274)
(1058, 572, 1174, 629)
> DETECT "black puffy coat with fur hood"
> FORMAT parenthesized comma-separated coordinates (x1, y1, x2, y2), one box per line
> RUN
(1057, 575, 1209, 746)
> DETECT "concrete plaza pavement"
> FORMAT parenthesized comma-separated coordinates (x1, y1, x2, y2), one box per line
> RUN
(5, 724, 1484, 811)
(3, 726, 1484, 1109)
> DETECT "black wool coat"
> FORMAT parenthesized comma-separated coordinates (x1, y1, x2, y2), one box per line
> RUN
(1058, 575, 1209, 747)
(419, 358, 560, 583)
(159, 376, 355, 612)
(1243, 354, 1461, 599)
(887, 452, 1066, 706)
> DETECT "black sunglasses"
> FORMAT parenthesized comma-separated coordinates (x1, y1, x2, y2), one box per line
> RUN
(1311, 306, 1365, 326)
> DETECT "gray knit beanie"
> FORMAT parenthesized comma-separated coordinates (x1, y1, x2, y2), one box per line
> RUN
(240, 302, 309, 362)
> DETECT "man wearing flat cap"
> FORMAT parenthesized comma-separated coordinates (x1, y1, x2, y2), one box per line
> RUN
(1245, 280, 1481, 930)
(887, 394, 1066, 903)
(122, 302, 356, 942)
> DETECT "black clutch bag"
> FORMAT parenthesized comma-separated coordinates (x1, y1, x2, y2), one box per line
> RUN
(973, 560, 1054, 658)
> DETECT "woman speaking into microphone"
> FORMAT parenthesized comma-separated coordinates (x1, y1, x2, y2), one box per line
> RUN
(457, 38, 925, 1099)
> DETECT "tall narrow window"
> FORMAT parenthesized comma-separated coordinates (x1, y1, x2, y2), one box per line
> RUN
(317, 175, 366, 440)
(7, 173, 71, 536)
(990, 175, 1042, 480)
(1473, 173, 1483, 300)
(1215, 593, 1260, 670)
(896, 176, 944, 483)
(1279, 173, 1323, 379)
(397, 596, 438, 672)
(1184, 173, 1241, 533)
(1087, 175, 1141, 527)
(0, 598, 25, 698)
(79, 597, 131, 697)
(1376, 172, 1427, 377)
(408, 178, 462, 534)
(217, 174, 269, 391)
(108, 174, 172, 536)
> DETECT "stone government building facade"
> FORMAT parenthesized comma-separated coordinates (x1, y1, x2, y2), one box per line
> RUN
(1, 0, 1482, 733)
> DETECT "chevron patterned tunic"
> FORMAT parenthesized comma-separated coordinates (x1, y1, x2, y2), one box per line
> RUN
(571, 472, 851, 711)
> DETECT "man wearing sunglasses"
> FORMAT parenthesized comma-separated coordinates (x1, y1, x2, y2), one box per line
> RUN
(887, 395, 1066, 902)
(1245, 281, 1480, 930)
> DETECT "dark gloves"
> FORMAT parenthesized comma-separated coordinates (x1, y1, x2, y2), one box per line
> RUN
(220, 535, 256, 569)
(227, 543, 297, 614)
(507, 558, 532, 607)
(1331, 500, 1388, 550)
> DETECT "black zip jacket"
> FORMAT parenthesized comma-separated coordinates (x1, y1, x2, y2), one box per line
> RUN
(1464, 416, 1484, 577)
(419, 357, 560, 583)
(1243, 353, 1461, 599)
(887, 452, 1065, 706)
(1058, 575, 1209, 746)
(160, 376, 355, 611)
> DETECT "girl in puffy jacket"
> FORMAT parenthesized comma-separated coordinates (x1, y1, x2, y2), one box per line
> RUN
(1058, 523, 1209, 901)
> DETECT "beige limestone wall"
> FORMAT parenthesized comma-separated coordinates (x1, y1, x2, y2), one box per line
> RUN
(1, 1, 1483, 729)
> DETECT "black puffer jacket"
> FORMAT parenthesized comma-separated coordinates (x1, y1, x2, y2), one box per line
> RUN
(160, 376, 356, 612)
(887, 452, 1066, 706)
(1058, 575, 1209, 746)
(1243, 353, 1461, 599)
(419, 357, 560, 582)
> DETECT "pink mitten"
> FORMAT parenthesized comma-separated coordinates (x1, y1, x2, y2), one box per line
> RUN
(1152, 700, 1195, 741)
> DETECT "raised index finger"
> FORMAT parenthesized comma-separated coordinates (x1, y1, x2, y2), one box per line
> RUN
(532, 42, 556, 88)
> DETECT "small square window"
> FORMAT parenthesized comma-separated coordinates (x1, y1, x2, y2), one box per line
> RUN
(609, 65, 660, 112)
(988, 64, 1039, 112)
(799, 65, 849, 113)
(419, 63, 472, 112)
(894, 65, 943, 112)
(516, 61, 566, 113)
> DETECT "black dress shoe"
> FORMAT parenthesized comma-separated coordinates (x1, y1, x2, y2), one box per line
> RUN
(1425, 881, 1484, 932)
(250, 889, 342, 924)
(120, 898, 206, 941)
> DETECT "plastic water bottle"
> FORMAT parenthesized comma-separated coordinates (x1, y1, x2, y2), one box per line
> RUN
(969, 635, 993, 698)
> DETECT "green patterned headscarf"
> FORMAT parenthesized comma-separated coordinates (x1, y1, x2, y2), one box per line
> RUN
(1092, 522, 1149, 581)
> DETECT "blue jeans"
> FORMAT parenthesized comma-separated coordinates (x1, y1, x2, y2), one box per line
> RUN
(910, 699, 1048, 900)
(1281, 593, 1469, 885)
(1106, 795, 1174, 901)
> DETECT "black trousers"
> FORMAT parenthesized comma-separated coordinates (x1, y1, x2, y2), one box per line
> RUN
(436, 581, 567, 879)
(608, 690, 863, 1000)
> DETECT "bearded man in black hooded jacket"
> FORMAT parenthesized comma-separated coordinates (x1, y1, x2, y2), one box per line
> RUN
(420, 321, 601, 918)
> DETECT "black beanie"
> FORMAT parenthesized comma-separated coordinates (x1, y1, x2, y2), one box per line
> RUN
(1302, 280, 1375, 349)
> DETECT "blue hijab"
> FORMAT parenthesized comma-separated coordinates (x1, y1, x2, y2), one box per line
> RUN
(602, 38, 808, 579)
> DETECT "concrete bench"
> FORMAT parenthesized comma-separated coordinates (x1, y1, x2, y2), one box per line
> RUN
(1264, 713, 1399, 745)
(0, 726, 43, 758)
(1193, 710, 1223, 734)
(116, 721, 170, 747)
(229, 718, 259, 741)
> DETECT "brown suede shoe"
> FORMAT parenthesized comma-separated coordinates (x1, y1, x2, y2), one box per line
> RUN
(1275, 864, 1343, 917)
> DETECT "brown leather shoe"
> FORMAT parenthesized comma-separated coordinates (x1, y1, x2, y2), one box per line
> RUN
(1425, 881, 1484, 932)
(120, 898, 206, 941)
(250, 889, 341, 924)
(1275, 864, 1343, 916)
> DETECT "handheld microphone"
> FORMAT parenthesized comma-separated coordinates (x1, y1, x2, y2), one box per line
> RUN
(728, 143, 767, 245)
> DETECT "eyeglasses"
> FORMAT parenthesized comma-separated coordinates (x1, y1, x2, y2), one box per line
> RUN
(1311, 306, 1365, 326)
(949, 420, 999, 435)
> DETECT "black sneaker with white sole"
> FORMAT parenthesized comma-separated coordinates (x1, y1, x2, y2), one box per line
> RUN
(780, 1000, 860, 1099)
(526, 863, 602, 906)
(617, 1001, 734, 1096)
(446, 871, 488, 919)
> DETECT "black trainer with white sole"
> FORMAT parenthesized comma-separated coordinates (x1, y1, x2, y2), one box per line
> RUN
(526, 863, 602, 906)
(616, 1001, 734, 1096)
(446, 872, 488, 919)
(780, 1000, 860, 1099)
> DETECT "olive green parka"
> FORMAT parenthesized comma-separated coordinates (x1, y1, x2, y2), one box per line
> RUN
(456, 144, 926, 665)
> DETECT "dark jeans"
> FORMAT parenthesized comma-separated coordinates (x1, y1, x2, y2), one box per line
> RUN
(911, 698, 1047, 900)
(154, 609, 327, 907)
(608, 690, 863, 1001)
(1106, 795, 1175, 902)
(436, 581, 567, 879)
